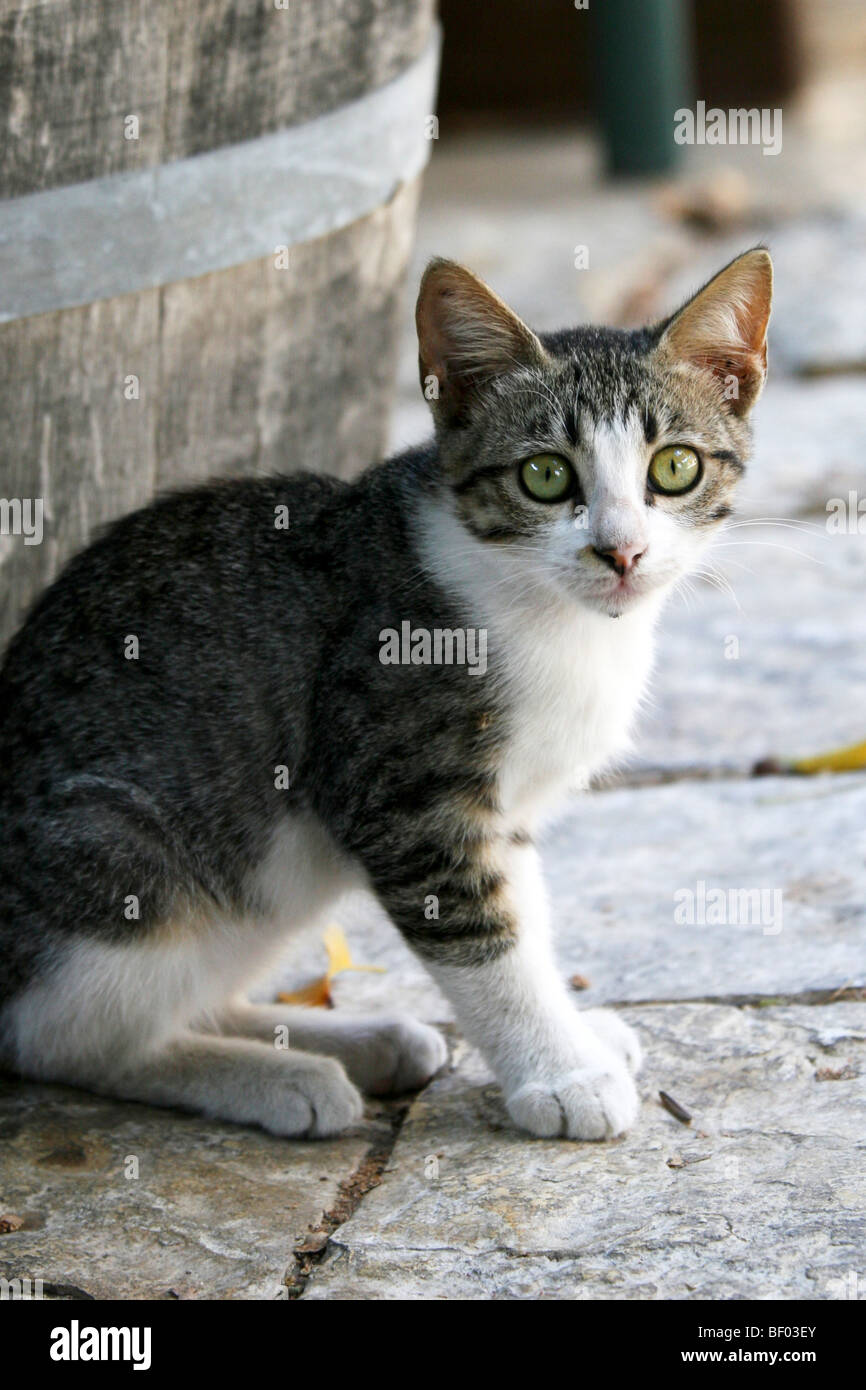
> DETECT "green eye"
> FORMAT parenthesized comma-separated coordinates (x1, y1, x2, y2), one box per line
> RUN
(520, 454, 575, 503)
(648, 445, 701, 495)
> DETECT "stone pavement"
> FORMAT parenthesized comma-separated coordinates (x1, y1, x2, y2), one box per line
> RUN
(303, 1009, 866, 1300)
(1, 131, 864, 1300)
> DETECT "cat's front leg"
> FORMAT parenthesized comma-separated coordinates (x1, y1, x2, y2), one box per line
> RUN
(434, 938, 642, 1140)
(374, 840, 641, 1140)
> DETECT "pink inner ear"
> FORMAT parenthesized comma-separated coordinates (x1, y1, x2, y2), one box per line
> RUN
(664, 252, 771, 369)
(692, 344, 765, 385)
(681, 337, 767, 417)
(416, 260, 545, 403)
(730, 291, 771, 360)
(417, 306, 450, 386)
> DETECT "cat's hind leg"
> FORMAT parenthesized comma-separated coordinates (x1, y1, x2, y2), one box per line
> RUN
(0, 794, 366, 1136)
(1, 932, 364, 1138)
(202, 1002, 448, 1096)
(95, 1032, 364, 1137)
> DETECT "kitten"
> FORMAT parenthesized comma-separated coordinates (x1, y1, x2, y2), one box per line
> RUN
(0, 250, 771, 1140)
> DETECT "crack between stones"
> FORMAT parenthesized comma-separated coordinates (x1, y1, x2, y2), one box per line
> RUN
(605, 985, 866, 1010)
(597, 763, 866, 792)
(598, 763, 749, 791)
(283, 1096, 414, 1299)
(320, 1226, 742, 1265)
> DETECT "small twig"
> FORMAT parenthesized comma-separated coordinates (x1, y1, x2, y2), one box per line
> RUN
(659, 1091, 692, 1125)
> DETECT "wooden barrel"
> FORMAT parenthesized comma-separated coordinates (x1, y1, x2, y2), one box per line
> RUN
(0, 0, 439, 650)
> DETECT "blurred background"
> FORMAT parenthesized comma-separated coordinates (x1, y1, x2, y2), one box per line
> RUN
(392, 0, 866, 449)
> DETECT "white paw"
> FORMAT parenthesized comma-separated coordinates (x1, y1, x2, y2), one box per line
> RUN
(506, 1060, 639, 1141)
(348, 1014, 448, 1096)
(266, 1055, 364, 1139)
(580, 1009, 643, 1076)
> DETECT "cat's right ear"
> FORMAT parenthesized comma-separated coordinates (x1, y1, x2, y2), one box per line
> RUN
(416, 259, 546, 424)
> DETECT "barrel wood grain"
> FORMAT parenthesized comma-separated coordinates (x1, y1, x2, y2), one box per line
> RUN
(0, 177, 421, 648)
(0, 0, 436, 197)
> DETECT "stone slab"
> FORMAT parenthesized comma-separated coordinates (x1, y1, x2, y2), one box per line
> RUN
(0, 1076, 377, 1300)
(744, 377, 866, 522)
(641, 527, 866, 770)
(535, 773, 866, 1007)
(303, 1003, 866, 1300)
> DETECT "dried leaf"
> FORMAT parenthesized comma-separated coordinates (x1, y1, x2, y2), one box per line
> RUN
(277, 977, 333, 1008)
(294, 1231, 329, 1255)
(656, 169, 751, 233)
(569, 973, 591, 991)
(276, 925, 384, 1008)
(322, 924, 385, 979)
(791, 740, 866, 775)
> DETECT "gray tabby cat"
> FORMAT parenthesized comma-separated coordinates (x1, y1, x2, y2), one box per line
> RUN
(0, 249, 771, 1140)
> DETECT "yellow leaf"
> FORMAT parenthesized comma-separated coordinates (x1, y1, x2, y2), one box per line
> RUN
(322, 923, 385, 980)
(276, 977, 333, 1008)
(791, 739, 866, 775)
(275, 926, 385, 1009)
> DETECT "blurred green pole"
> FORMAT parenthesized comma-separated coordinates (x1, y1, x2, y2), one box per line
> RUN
(595, 0, 693, 176)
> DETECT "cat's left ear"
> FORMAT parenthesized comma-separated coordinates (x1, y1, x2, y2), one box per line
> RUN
(656, 248, 773, 416)
(416, 259, 547, 423)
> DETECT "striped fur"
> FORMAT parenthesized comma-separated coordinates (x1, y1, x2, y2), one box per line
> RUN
(0, 252, 771, 1138)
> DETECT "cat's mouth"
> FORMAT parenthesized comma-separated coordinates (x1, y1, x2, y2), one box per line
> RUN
(582, 570, 657, 616)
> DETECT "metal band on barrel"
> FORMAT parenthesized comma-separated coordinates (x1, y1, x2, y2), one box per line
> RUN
(0, 27, 441, 324)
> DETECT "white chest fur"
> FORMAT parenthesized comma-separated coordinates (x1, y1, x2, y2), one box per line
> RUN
(492, 597, 659, 823)
(416, 494, 662, 826)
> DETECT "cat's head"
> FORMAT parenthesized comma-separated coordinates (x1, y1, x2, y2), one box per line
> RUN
(416, 250, 772, 618)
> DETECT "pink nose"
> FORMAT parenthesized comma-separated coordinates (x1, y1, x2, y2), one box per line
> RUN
(593, 542, 646, 577)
